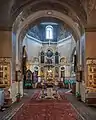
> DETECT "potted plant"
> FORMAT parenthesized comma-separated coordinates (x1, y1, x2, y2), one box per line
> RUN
(16, 93, 21, 102)
(76, 92, 81, 101)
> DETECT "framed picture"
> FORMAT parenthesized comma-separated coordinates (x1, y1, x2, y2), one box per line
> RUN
(0, 66, 3, 71)
(5, 66, 7, 70)
(89, 75, 92, 80)
(94, 74, 96, 79)
(94, 67, 96, 72)
(89, 67, 92, 72)
(4, 74, 7, 79)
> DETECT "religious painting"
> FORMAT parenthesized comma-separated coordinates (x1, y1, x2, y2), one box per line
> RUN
(4, 66, 7, 71)
(46, 49, 53, 58)
(55, 51, 59, 64)
(0, 57, 11, 87)
(89, 75, 92, 80)
(55, 67, 59, 77)
(94, 67, 96, 72)
(33, 71, 38, 83)
(26, 70, 32, 80)
(60, 57, 66, 64)
(0, 66, 3, 71)
(61, 67, 65, 78)
(86, 58, 96, 87)
(40, 51, 45, 63)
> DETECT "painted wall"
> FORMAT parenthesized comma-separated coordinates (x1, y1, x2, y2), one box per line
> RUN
(86, 32, 96, 58)
(23, 35, 76, 62)
(23, 36, 42, 61)
(0, 31, 12, 57)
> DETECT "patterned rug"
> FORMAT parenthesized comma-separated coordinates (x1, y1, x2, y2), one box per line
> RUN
(12, 90, 79, 120)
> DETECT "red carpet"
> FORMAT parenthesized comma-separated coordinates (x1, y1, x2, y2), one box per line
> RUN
(12, 91, 78, 120)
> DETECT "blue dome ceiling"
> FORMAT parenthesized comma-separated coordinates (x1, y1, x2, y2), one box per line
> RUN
(26, 22, 72, 43)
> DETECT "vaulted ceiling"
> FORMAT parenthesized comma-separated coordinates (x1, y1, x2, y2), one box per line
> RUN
(0, 0, 87, 30)
(0, 0, 96, 34)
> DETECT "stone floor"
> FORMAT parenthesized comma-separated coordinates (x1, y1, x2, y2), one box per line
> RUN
(0, 88, 96, 120)
(64, 91, 96, 120)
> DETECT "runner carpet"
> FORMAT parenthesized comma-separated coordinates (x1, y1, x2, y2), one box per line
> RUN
(12, 90, 79, 120)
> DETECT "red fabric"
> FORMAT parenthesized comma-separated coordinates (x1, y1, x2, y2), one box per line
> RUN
(12, 91, 78, 120)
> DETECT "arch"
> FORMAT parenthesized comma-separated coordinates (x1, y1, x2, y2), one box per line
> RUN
(15, 10, 81, 43)
(12, 8, 86, 69)
(11, 0, 87, 26)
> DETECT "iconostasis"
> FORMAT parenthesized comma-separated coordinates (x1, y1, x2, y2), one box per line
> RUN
(86, 58, 96, 92)
(0, 58, 11, 88)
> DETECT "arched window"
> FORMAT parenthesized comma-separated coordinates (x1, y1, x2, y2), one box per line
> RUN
(46, 25, 53, 39)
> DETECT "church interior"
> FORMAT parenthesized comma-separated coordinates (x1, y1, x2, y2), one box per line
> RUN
(0, 0, 96, 120)
(22, 21, 76, 89)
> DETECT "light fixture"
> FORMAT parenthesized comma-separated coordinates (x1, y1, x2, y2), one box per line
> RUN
(47, 11, 52, 15)
(48, 69, 52, 72)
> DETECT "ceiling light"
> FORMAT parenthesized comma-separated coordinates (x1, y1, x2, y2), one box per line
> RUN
(47, 11, 52, 15)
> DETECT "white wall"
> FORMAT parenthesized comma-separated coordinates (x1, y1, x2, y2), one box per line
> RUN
(23, 36, 76, 62)
(23, 36, 42, 61)
(57, 36, 76, 62)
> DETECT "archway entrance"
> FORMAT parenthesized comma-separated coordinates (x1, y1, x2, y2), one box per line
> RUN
(11, 6, 86, 103)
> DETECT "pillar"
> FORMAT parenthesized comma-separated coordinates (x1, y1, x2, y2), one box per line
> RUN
(76, 40, 81, 96)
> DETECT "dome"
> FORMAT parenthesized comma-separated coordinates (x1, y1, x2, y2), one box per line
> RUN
(26, 21, 72, 44)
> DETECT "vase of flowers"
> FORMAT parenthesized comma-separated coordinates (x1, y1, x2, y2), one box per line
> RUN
(76, 92, 81, 101)
(16, 93, 21, 102)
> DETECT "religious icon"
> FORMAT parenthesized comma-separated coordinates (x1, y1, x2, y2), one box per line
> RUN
(89, 75, 92, 80)
(94, 67, 96, 72)
(5, 66, 7, 70)
(89, 67, 92, 72)
(0, 66, 3, 71)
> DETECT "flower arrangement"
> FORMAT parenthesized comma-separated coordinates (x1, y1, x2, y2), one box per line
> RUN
(76, 92, 81, 101)
(16, 93, 21, 102)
